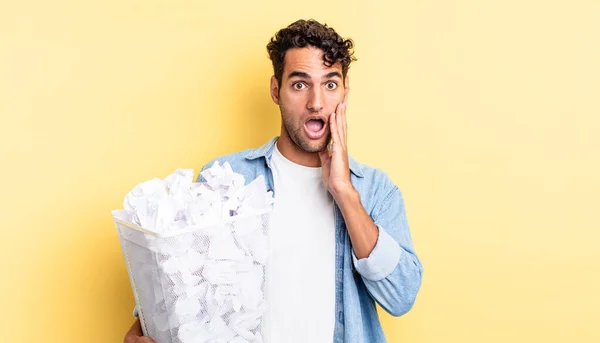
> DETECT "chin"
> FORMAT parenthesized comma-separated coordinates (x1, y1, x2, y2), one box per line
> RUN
(298, 137, 329, 153)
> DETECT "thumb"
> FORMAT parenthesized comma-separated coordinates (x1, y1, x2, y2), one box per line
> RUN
(318, 148, 330, 165)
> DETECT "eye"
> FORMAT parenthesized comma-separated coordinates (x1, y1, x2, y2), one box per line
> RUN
(293, 82, 306, 90)
(326, 81, 338, 90)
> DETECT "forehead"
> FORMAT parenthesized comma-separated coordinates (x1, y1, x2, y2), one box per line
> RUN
(283, 47, 343, 78)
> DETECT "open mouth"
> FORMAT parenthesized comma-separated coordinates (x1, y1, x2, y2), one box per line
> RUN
(304, 118, 327, 139)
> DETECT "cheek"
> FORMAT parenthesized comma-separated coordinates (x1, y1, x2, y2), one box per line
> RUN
(279, 89, 300, 104)
(279, 99, 302, 122)
(280, 93, 305, 112)
(331, 88, 345, 100)
(324, 91, 344, 110)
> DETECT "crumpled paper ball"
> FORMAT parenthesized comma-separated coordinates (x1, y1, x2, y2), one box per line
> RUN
(124, 162, 273, 234)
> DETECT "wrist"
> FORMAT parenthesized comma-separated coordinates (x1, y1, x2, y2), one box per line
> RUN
(333, 185, 359, 207)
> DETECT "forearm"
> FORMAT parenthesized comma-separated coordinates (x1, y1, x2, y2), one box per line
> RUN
(332, 181, 423, 317)
(335, 187, 378, 259)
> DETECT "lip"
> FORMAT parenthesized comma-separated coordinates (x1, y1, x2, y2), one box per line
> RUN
(303, 117, 328, 140)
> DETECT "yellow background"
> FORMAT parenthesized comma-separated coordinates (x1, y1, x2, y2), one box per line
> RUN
(1, 1, 599, 342)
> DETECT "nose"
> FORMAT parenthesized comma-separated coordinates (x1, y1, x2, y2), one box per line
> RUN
(307, 87, 324, 113)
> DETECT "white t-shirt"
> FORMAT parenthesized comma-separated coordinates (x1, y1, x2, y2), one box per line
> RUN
(268, 143, 336, 342)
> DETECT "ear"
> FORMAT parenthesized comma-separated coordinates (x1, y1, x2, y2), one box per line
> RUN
(343, 75, 350, 103)
(270, 75, 280, 105)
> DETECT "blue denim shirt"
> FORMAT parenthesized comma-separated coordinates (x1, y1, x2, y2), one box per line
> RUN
(197, 137, 423, 343)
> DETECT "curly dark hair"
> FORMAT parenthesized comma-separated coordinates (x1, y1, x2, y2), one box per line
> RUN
(266, 19, 356, 87)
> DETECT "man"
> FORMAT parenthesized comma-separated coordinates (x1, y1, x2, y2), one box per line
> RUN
(125, 19, 423, 343)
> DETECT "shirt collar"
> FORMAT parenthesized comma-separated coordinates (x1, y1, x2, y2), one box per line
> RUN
(244, 136, 364, 178)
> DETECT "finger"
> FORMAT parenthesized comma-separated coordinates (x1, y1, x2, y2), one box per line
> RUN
(342, 102, 348, 144)
(318, 140, 331, 159)
(332, 103, 345, 149)
(329, 111, 339, 151)
(338, 102, 347, 148)
(125, 318, 144, 340)
(336, 103, 346, 150)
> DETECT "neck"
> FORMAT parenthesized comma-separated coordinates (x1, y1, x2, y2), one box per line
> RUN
(276, 133, 321, 168)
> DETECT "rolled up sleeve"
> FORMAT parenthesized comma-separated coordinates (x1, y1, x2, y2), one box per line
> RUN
(351, 226, 402, 281)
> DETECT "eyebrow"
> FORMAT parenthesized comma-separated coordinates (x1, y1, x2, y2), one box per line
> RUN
(324, 71, 342, 79)
(288, 71, 310, 79)
(287, 71, 342, 80)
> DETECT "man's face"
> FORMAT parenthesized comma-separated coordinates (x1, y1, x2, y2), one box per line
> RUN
(270, 47, 349, 153)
